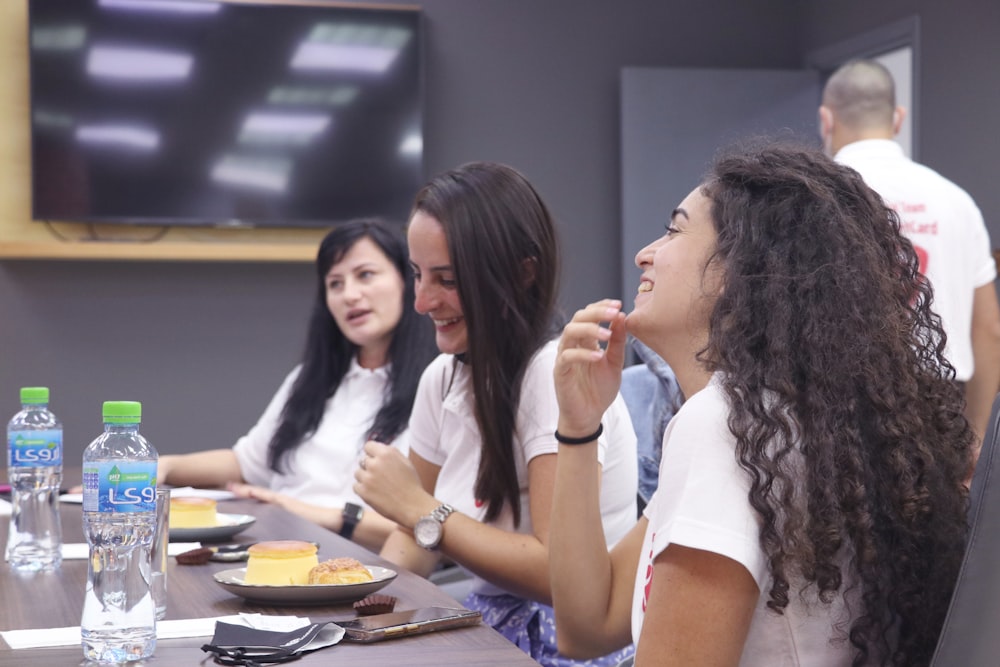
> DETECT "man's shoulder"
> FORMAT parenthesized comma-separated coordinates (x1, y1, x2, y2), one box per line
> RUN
(838, 141, 980, 210)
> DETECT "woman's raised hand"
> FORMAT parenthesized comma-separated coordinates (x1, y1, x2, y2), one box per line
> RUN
(553, 299, 627, 437)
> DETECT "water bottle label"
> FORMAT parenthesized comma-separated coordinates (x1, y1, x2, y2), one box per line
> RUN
(82, 462, 157, 513)
(7, 429, 62, 468)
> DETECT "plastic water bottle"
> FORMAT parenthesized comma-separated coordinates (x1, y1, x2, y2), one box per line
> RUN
(81, 401, 158, 663)
(5, 386, 63, 573)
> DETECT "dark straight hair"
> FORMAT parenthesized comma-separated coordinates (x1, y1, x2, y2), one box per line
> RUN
(412, 162, 560, 526)
(267, 218, 437, 473)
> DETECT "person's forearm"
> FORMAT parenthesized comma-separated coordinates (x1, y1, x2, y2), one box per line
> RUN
(380, 528, 441, 578)
(550, 440, 629, 657)
(966, 365, 1000, 444)
(158, 449, 244, 488)
(257, 493, 398, 552)
(965, 283, 1000, 468)
(360, 448, 556, 602)
(427, 510, 554, 603)
(381, 489, 556, 602)
(352, 510, 399, 553)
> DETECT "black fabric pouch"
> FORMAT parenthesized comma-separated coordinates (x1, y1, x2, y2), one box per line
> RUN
(201, 621, 344, 667)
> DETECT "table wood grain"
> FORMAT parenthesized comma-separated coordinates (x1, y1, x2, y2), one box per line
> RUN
(0, 488, 537, 666)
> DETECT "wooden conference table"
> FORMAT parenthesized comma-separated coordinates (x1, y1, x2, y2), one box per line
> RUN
(0, 484, 537, 666)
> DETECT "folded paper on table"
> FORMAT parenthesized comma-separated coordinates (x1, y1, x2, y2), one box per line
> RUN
(0, 613, 312, 650)
(60, 542, 200, 560)
(60, 486, 236, 505)
(162, 487, 238, 501)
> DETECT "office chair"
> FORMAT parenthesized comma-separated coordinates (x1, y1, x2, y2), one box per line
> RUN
(930, 392, 1000, 666)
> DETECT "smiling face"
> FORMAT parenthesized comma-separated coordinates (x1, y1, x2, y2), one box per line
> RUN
(407, 210, 467, 355)
(325, 236, 405, 369)
(626, 186, 722, 363)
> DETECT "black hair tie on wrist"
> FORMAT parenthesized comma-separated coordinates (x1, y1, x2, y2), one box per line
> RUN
(554, 423, 604, 445)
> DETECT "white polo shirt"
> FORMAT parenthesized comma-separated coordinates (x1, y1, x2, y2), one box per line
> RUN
(409, 340, 638, 597)
(234, 359, 407, 507)
(633, 377, 856, 665)
(836, 139, 996, 380)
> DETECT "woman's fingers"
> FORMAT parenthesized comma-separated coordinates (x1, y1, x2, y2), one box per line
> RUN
(559, 300, 625, 362)
(554, 299, 627, 435)
(559, 301, 623, 356)
(227, 482, 278, 505)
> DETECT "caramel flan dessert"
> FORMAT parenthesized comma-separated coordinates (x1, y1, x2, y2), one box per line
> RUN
(244, 540, 319, 586)
(169, 497, 218, 528)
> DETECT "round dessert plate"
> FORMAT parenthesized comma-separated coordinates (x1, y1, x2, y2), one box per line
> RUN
(213, 565, 397, 605)
(169, 513, 256, 543)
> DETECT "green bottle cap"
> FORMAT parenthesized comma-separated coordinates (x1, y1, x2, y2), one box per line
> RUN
(20, 387, 49, 404)
(102, 401, 142, 424)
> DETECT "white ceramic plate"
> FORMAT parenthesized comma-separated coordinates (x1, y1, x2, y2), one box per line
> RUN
(213, 565, 397, 605)
(169, 513, 255, 542)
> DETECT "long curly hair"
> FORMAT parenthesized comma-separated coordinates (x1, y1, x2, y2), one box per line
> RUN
(699, 143, 971, 666)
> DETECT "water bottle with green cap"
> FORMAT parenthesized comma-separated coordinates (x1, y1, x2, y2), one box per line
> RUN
(81, 400, 159, 663)
(5, 386, 63, 572)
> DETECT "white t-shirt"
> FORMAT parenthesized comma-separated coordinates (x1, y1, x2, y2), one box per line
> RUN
(836, 139, 996, 380)
(233, 358, 408, 508)
(409, 340, 638, 597)
(632, 377, 855, 666)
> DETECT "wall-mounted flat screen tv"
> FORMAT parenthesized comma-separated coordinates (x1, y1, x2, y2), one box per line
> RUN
(28, 0, 423, 228)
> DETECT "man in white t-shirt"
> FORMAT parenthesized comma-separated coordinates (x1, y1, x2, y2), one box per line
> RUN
(819, 59, 1000, 457)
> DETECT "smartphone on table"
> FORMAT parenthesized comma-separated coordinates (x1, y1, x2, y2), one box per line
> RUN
(337, 606, 482, 643)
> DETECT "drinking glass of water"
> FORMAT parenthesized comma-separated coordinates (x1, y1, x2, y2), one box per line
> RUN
(151, 488, 170, 620)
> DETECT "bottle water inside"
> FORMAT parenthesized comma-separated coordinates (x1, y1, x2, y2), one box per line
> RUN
(5, 386, 63, 573)
(81, 400, 158, 663)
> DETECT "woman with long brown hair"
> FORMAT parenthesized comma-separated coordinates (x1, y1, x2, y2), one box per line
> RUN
(356, 162, 638, 666)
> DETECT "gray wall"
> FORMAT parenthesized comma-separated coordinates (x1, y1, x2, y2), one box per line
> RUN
(1, 261, 313, 459)
(15, 0, 995, 467)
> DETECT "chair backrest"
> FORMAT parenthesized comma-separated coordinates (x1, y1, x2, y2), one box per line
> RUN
(930, 392, 1000, 666)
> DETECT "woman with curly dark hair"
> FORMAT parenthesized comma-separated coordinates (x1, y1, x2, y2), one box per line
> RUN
(549, 142, 971, 666)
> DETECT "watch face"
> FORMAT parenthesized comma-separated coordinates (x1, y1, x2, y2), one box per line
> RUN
(343, 502, 363, 523)
(414, 516, 441, 549)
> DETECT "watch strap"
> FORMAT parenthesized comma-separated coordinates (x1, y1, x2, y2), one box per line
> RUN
(430, 503, 455, 524)
(339, 502, 364, 540)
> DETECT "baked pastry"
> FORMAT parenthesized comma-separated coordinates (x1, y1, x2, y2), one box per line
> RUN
(353, 593, 397, 615)
(308, 557, 373, 585)
(169, 497, 218, 528)
(244, 540, 319, 585)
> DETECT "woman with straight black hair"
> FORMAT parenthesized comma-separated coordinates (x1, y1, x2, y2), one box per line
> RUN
(355, 162, 638, 666)
(158, 218, 436, 551)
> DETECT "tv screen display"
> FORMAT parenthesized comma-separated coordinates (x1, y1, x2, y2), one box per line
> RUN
(27, 0, 423, 228)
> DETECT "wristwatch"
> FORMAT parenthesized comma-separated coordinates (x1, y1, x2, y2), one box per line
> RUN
(414, 504, 455, 550)
(339, 502, 364, 541)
